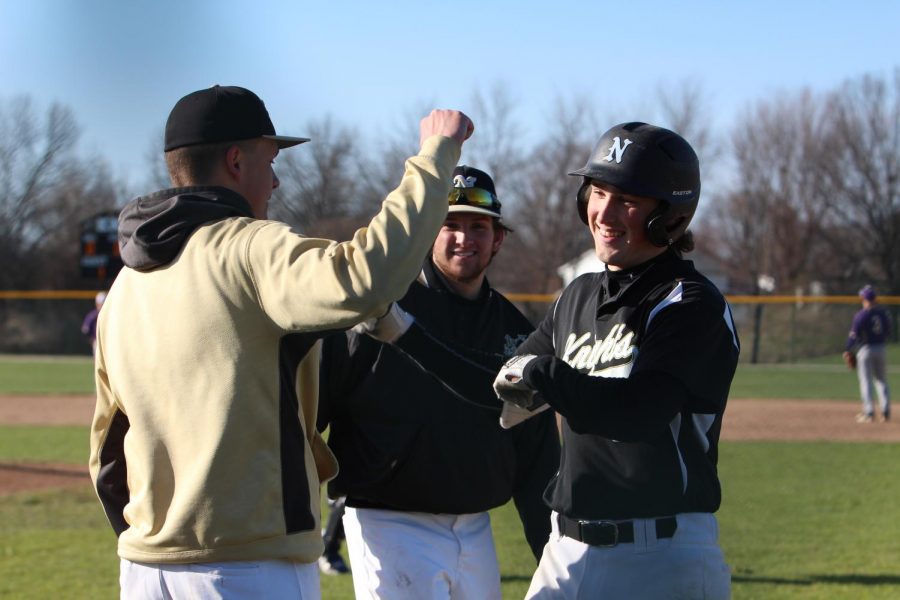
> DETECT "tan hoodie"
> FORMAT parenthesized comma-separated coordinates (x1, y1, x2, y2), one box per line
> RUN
(89, 136, 459, 563)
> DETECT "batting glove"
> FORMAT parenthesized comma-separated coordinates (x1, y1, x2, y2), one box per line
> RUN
(351, 303, 414, 344)
(493, 354, 540, 409)
(499, 399, 550, 429)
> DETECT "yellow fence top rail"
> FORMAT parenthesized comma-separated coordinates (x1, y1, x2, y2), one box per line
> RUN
(2, 290, 899, 305)
(0, 290, 101, 300)
(503, 293, 900, 305)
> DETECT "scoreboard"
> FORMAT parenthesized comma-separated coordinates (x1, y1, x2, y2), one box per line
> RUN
(80, 210, 123, 281)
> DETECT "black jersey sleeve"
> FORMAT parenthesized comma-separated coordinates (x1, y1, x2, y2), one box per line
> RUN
(631, 286, 739, 411)
(515, 299, 558, 357)
(523, 356, 689, 441)
(318, 331, 382, 430)
(391, 322, 507, 409)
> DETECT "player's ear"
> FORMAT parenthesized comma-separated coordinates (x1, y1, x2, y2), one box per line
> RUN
(492, 225, 506, 253)
(224, 144, 242, 180)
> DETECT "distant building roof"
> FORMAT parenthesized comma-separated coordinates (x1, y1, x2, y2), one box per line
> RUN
(556, 249, 605, 287)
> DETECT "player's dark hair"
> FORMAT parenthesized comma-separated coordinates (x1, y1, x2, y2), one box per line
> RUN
(670, 230, 694, 256)
(165, 140, 253, 187)
(493, 217, 513, 234)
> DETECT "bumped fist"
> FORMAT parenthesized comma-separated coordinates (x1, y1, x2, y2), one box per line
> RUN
(493, 354, 539, 409)
(419, 109, 474, 148)
(351, 303, 414, 344)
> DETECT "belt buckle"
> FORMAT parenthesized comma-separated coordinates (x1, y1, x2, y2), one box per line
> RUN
(579, 519, 619, 547)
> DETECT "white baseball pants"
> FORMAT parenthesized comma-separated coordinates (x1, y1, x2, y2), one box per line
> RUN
(526, 512, 731, 599)
(857, 344, 891, 418)
(119, 558, 320, 599)
(342, 506, 501, 600)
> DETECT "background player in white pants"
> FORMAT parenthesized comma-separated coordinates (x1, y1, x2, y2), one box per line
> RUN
(495, 122, 739, 599)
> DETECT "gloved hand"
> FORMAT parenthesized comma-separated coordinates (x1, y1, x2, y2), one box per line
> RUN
(842, 351, 857, 370)
(493, 354, 540, 409)
(499, 399, 551, 429)
(351, 303, 414, 344)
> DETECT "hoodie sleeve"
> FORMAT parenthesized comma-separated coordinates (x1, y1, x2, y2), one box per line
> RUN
(247, 136, 460, 332)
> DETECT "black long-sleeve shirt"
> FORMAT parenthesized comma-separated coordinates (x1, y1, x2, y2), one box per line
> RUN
(319, 260, 560, 559)
(517, 250, 740, 521)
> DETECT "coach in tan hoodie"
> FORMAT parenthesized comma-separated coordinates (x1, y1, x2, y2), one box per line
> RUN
(88, 84, 473, 599)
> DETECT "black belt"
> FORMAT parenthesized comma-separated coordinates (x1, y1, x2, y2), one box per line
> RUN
(557, 514, 677, 547)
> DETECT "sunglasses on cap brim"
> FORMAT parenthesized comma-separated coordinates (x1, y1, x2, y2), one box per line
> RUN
(448, 187, 501, 209)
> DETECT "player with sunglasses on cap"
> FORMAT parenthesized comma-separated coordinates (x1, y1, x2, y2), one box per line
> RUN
(317, 166, 560, 600)
(89, 84, 473, 600)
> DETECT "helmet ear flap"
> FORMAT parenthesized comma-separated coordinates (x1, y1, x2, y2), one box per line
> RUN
(645, 204, 671, 247)
(576, 180, 590, 224)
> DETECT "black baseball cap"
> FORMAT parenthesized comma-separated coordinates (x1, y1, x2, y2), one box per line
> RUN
(448, 165, 503, 219)
(164, 85, 309, 152)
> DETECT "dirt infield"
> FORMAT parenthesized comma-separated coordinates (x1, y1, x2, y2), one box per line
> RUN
(0, 395, 96, 495)
(0, 394, 95, 426)
(0, 461, 89, 495)
(0, 394, 898, 495)
(723, 399, 900, 442)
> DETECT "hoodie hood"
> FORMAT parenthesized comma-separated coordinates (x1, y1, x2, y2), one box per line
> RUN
(118, 186, 254, 271)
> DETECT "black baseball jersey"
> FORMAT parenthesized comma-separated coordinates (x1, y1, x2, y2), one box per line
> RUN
(319, 259, 560, 559)
(518, 249, 740, 520)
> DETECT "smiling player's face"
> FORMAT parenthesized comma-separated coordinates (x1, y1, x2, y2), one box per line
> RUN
(586, 181, 664, 270)
(431, 213, 504, 295)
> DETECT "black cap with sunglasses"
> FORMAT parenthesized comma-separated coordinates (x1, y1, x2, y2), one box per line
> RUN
(449, 166, 503, 219)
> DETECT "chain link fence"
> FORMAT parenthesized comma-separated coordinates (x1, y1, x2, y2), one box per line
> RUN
(1, 291, 898, 361)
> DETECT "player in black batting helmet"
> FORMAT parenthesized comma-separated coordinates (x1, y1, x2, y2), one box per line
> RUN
(494, 122, 739, 598)
(571, 122, 700, 248)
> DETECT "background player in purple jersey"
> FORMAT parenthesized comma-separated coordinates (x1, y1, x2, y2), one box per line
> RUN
(81, 291, 106, 355)
(494, 122, 739, 599)
(844, 285, 892, 423)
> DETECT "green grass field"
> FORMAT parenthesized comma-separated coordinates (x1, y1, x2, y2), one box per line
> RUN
(730, 344, 900, 401)
(0, 355, 95, 395)
(1, 348, 899, 599)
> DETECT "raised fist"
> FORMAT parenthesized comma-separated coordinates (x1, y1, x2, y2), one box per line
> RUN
(420, 110, 474, 148)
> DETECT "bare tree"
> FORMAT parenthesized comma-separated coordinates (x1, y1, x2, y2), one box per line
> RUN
(460, 83, 528, 190)
(655, 78, 721, 169)
(38, 160, 126, 287)
(817, 69, 900, 294)
(267, 116, 361, 238)
(349, 103, 431, 227)
(0, 96, 127, 352)
(493, 97, 596, 295)
(0, 96, 81, 288)
(142, 127, 170, 191)
(700, 90, 830, 294)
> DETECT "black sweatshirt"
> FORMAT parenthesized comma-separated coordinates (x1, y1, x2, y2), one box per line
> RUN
(319, 260, 560, 559)
(518, 250, 740, 521)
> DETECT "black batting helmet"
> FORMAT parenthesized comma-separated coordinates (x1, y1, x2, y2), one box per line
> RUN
(570, 122, 700, 247)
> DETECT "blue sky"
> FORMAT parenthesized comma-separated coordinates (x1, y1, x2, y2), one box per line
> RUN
(1, 0, 897, 190)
